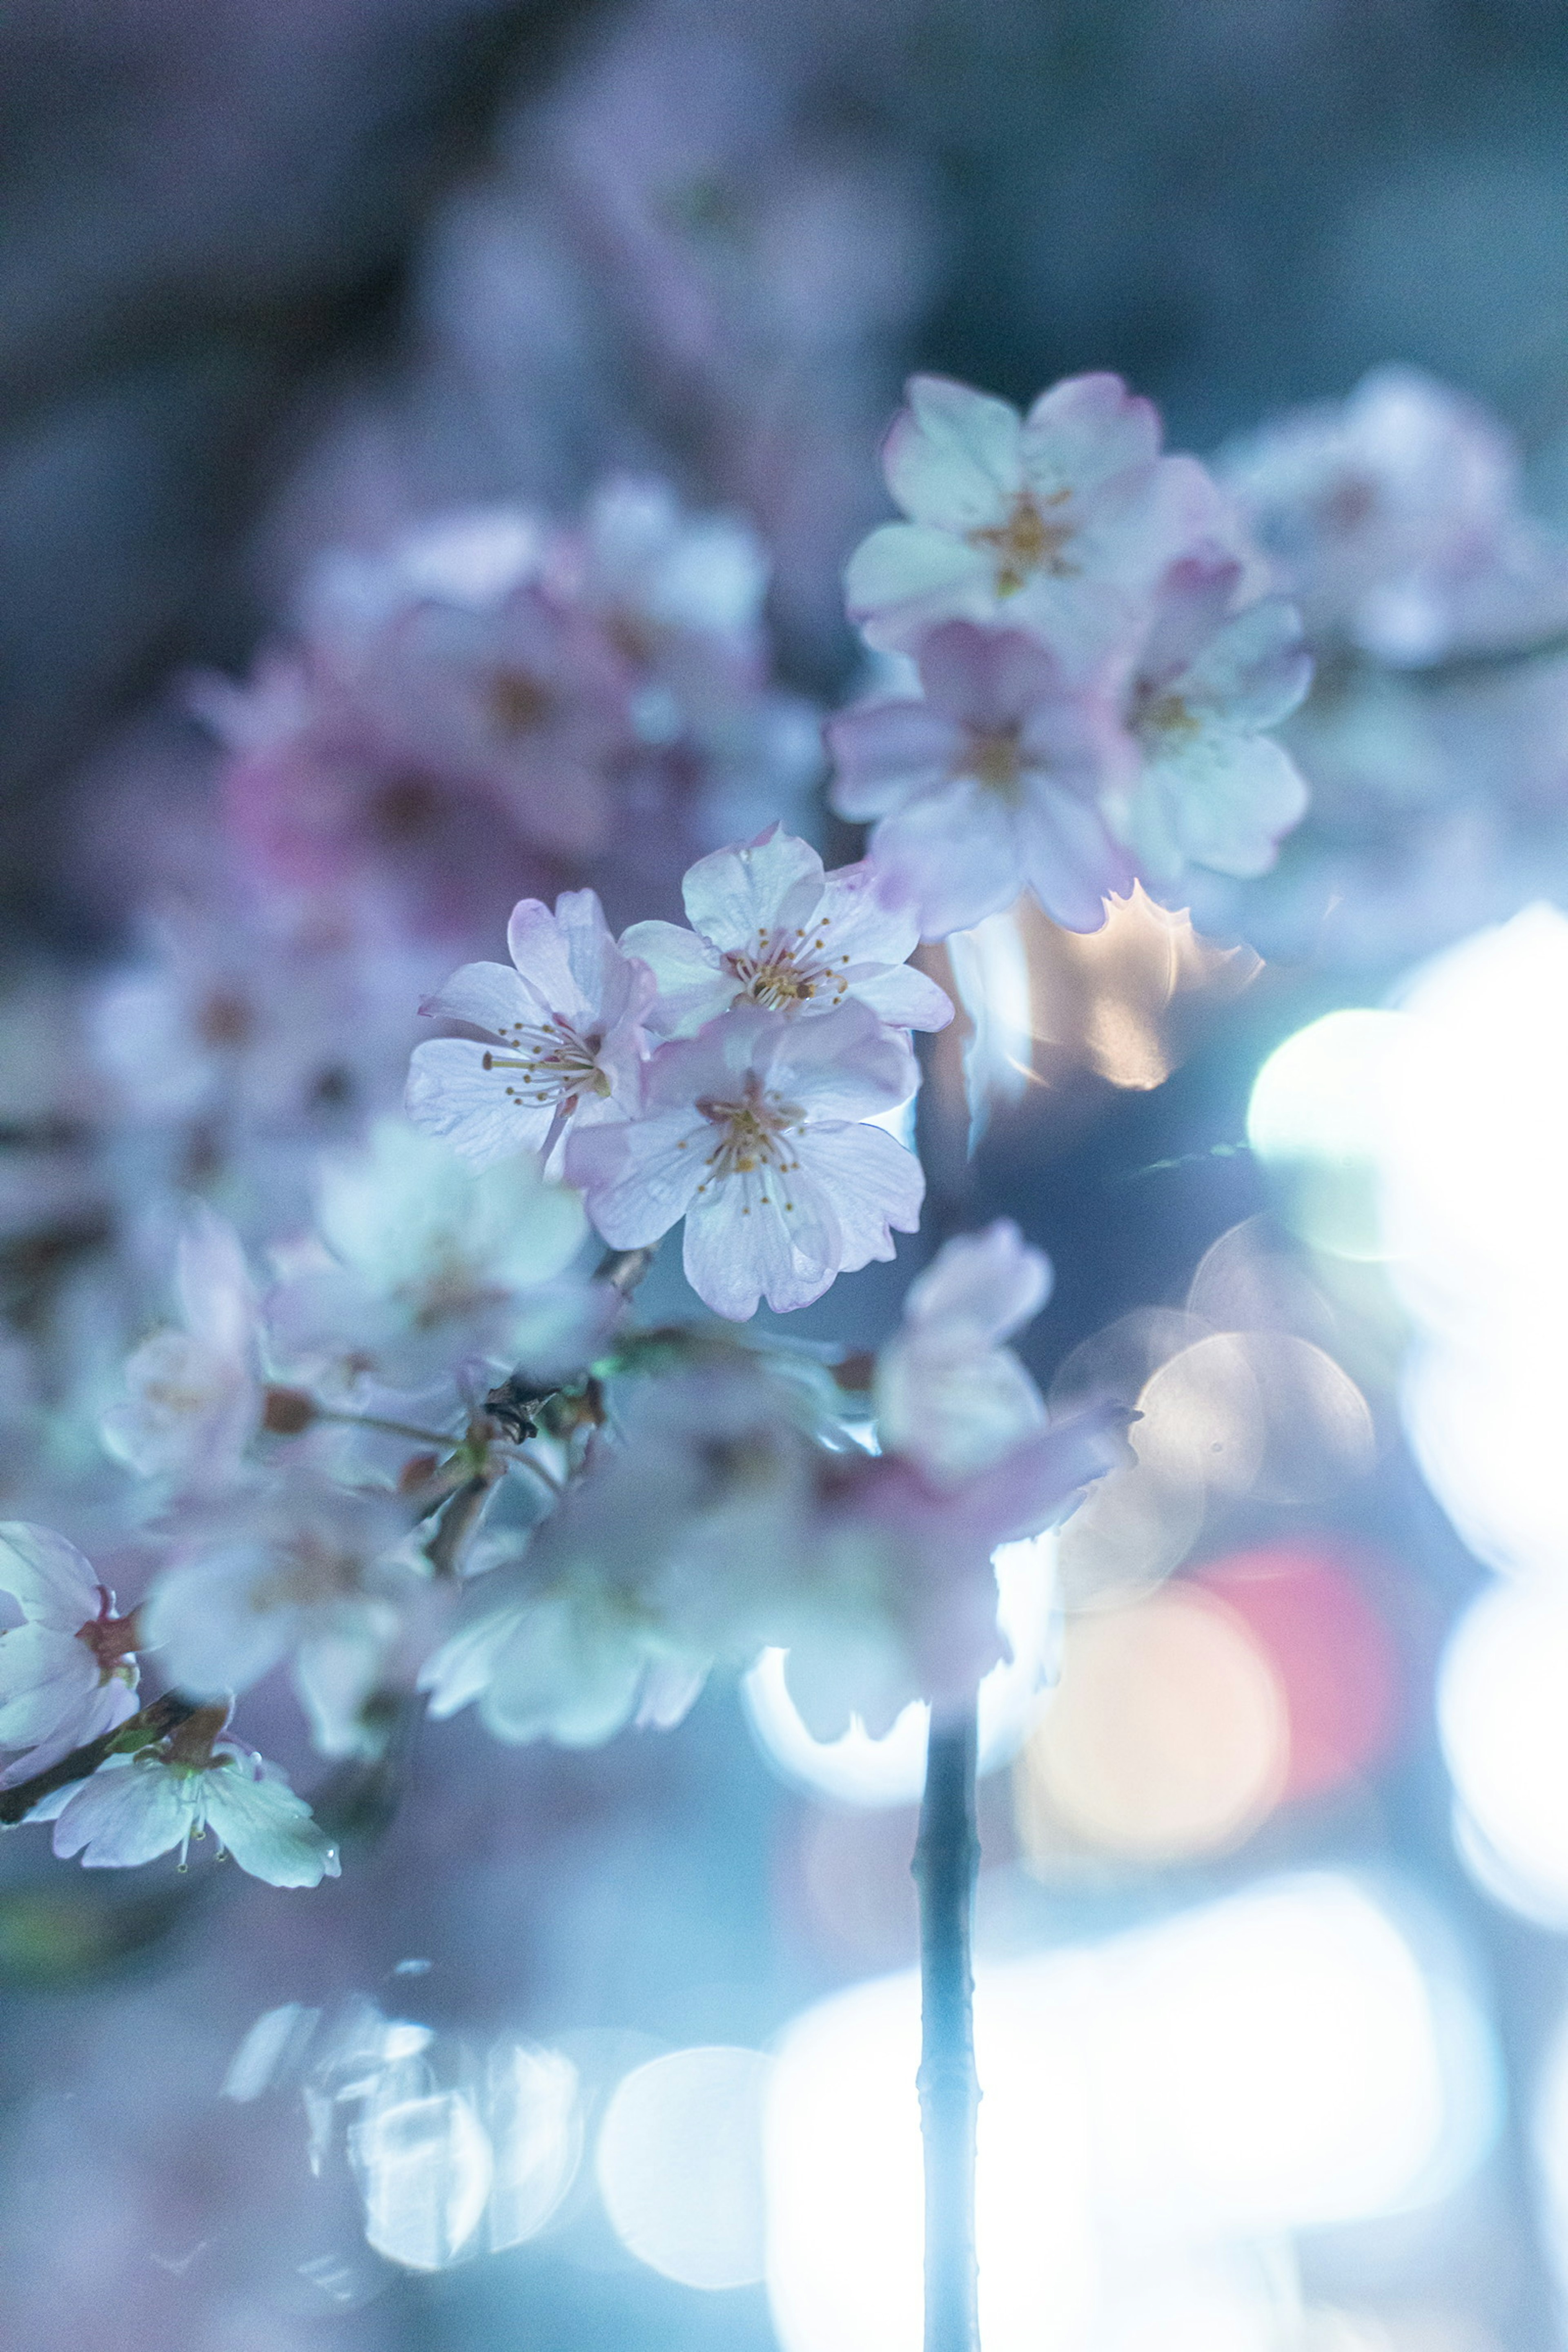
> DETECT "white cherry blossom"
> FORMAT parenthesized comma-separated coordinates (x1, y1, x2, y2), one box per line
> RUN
(620, 824, 952, 1038)
(406, 889, 653, 1171)
(141, 1479, 428, 1759)
(564, 1000, 923, 1319)
(266, 1119, 610, 1393)
(0, 1525, 140, 1787)
(875, 1220, 1051, 1481)
(845, 371, 1233, 660)
(100, 1207, 262, 1491)
(49, 1709, 339, 1887)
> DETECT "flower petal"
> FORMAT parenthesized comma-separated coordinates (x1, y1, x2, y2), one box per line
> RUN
(866, 780, 1023, 940)
(884, 377, 1023, 528)
(52, 1758, 195, 1869)
(618, 920, 733, 1037)
(0, 1524, 100, 1630)
(826, 695, 966, 819)
(203, 1757, 341, 1886)
(405, 1037, 556, 1168)
(791, 1123, 924, 1273)
(564, 1109, 708, 1247)
(419, 960, 535, 1038)
(679, 827, 825, 953)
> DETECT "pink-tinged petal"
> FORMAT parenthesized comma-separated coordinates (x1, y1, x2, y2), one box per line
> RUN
(0, 1670, 138, 1786)
(1020, 372, 1163, 495)
(884, 377, 1023, 528)
(0, 1524, 100, 1630)
(552, 888, 622, 1012)
(826, 695, 967, 818)
(202, 1759, 340, 1886)
(419, 960, 536, 1038)
(878, 1336, 1047, 1480)
(618, 921, 731, 1037)
(811, 861, 922, 968)
(682, 1180, 827, 1320)
(1131, 556, 1247, 690)
(504, 900, 593, 1025)
(1074, 453, 1234, 595)
(564, 1110, 708, 1247)
(405, 1037, 556, 1168)
(915, 620, 1069, 731)
(768, 1001, 919, 1121)
(849, 961, 955, 1031)
(680, 827, 825, 952)
(866, 781, 1023, 940)
(1134, 730, 1309, 882)
(791, 1123, 924, 1273)
(176, 1206, 255, 1355)
(844, 524, 993, 648)
(52, 1759, 196, 1868)
(1177, 595, 1312, 729)
(636, 1004, 783, 1115)
(1014, 784, 1131, 931)
(972, 1400, 1134, 1542)
(904, 1220, 1052, 1343)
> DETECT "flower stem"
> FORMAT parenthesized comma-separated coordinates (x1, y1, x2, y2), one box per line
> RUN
(913, 1702, 982, 2352)
(423, 1470, 497, 1579)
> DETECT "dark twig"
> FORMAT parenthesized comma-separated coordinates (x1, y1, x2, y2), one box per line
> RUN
(0, 1691, 199, 1826)
(913, 1704, 982, 2352)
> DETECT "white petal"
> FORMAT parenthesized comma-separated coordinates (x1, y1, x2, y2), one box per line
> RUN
(768, 1001, 920, 1122)
(866, 783, 1023, 940)
(1133, 729, 1309, 881)
(0, 1626, 99, 1740)
(406, 1039, 556, 1168)
(884, 377, 1022, 527)
(791, 1124, 924, 1275)
(203, 1757, 341, 1886)
(564, 1110, 708, 1247)
(844, 525, 993, 649)
(679, 828, 825, 953)
(0, 1523, 100, 1630)
(682, 1172, 838, 1320)
(52, 1758, 196, 1868)
(902, 1220, 1052, 1341)
(420, 960, 536, 1038)
(505, 900, 592, 1025)
(1020, 372, 1162, 497)
(176, 1206, 256, 1353)
(617, 921, 732, 1037)
(141, 1555, 294, 1697)
(849, 962, 955, 1032)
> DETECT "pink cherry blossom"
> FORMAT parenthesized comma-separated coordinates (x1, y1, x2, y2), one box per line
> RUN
(564, 1000, 923, 1319)
(875, 1220, 1051, 1482)
(406, 889, 654, 1171)
(621, 823, 952, 1037)
(828, 618, 1137, 936)
(0, 1525, 140, 1786)
(100, 1207, 262, 1493)
(844, 372, 1234, 660)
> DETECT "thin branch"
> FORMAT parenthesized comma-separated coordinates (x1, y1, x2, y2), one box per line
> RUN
(423, 1471, 496, 1579)
(0, 1691, 199, 1827)
(913, 1705, 982, 2352)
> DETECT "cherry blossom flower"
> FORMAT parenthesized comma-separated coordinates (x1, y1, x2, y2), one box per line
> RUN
(621, 823, 953, 1038)
(0, 1525, 140, 1787)
(874, 1221, 1051, 1481)
(827, 619, 1137, 935)
(100, 1207, 262, 1491)
(406, 889, 654, 1172)
(844, 372, 1232, 660)
(141, 1479, 428, 1759)
(1105, 557, 1311, 889)
(267, 1119, 611, 1394)
(48, 1706, 339, 1887)
(564, 1000, 923, 1318)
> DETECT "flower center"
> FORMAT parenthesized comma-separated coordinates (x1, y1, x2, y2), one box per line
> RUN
(691, 1077, 804, 1211)
(968, 490, 1075, 596)
(723, 926, 851, 1014)
(250, 1536, 368, 1612)
(1134, 689, 1202, 745)
(964, 726, 1025, 800)
(482, 1019, 611, 1107)
(488, 667, 555, 735)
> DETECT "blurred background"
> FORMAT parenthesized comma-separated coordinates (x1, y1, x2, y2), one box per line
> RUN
(6, 2, 1568, 2347)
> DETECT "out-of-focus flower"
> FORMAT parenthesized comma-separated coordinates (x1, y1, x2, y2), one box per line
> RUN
(141, 1478, 426, 1758)
(828, 619, 1135, 936)
(267, 1119, 608, 1393)
(0, 1525, 140, 1786)
(1106, 558, 1311, 888)
(874, 1221, 1050, 1481)
(407, 889, 653, 1171)
(100, 1206, 261, 1490)
(49, 1706, 339, 1887)
(621, 824, 953, 1037)
(844, 372, 1231, 660)
(1218, 365, 1550, 664)
(565, 1000, 922, 1318)
(422, 1358, 822, 1746)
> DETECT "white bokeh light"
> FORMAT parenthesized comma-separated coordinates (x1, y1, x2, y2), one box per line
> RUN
(742, 1534, 1059, 1807)
(597, 2045, 773, 2290)
(1439, 1579, 1568, 1926)
(765, 1873, 1496, 2352)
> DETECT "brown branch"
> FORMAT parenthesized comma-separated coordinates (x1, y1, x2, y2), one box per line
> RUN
(0, 1691, 199, 1826)
(423, 1471, 497, 1579)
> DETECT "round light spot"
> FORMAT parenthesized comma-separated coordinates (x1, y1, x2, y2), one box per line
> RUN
(597, 2046, 772, 2290)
